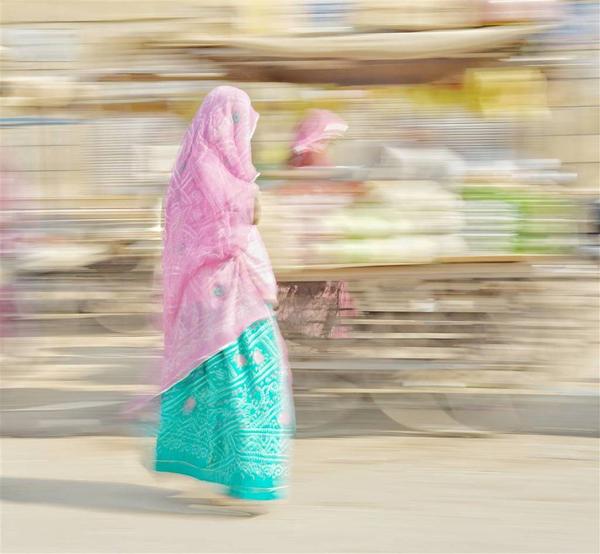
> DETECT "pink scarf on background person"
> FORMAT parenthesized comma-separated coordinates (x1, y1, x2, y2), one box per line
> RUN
(161, 86, 277, 393)
(291, 109, 348, 157)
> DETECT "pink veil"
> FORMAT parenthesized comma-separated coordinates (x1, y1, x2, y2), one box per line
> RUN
(291, 109, 348, 154)
(160, 86, 277, 393)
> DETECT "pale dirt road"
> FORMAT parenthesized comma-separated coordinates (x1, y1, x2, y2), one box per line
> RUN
(1, 435, 598, 554)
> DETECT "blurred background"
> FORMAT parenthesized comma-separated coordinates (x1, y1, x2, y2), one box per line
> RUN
(0, 1, 599, 552)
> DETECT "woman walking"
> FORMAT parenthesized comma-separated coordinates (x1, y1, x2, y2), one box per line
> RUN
(278, 109, 356, 340)
(155, 86, 294, 506)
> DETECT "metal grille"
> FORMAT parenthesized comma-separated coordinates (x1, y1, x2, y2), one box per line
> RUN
(85, 115, 185, 193)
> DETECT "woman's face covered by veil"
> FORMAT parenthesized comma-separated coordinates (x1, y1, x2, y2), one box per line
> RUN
(179, 86, 260, 183)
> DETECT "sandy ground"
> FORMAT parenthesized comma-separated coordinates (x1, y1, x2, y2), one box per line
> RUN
(1, 434, 598, 554)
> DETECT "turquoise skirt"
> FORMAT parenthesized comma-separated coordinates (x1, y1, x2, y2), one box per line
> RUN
(155, 317, 294, 501)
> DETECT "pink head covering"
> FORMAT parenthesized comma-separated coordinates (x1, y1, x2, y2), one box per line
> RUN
(161, 86, 277, 392)
(291, 109, 348, 154)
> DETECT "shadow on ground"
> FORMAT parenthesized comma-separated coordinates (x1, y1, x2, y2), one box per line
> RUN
(0, 477, 248, 518)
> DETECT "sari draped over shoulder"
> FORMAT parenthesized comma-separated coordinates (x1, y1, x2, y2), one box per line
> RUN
(161, 86, 277, 393)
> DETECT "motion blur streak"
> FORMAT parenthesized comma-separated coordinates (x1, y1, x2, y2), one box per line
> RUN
(1, 2, 598, 553)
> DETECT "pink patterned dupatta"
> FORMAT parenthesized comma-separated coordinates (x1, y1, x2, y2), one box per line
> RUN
(161, 86, 277, 393)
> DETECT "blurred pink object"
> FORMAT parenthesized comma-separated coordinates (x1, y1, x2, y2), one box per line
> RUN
(161, 86, 277, 393)
(277, 281, 356, 339)
(290, 109, 348, 162)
